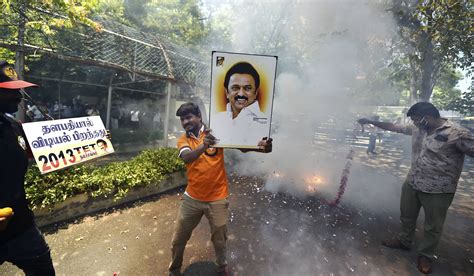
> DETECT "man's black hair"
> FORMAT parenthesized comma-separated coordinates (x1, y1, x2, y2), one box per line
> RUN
(176, 102, 201, 117)
(406, 102, 440, 118)
(224, 62, 260, 89)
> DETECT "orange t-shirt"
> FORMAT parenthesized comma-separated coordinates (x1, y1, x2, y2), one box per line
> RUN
(177, 130, 229, 202)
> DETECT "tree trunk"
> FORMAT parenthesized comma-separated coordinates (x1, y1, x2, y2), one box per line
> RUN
(409, 55, 418, 104)
(419, 35, 435, 102)
(419, 10, 436, 102)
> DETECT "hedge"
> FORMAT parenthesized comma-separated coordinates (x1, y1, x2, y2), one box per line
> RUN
(25, 147, 185, 210)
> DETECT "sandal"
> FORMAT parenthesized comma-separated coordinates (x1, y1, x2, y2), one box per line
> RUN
(417, 255, 433, 274)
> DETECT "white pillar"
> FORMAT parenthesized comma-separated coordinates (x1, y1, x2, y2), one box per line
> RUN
(106, 75, 114, 128)
(163, 82, 172, 147)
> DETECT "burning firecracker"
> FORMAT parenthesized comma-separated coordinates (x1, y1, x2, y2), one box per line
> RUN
(327, 148, 355, 206)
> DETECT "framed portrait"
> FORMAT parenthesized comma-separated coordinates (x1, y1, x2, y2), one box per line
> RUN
(209, 51, 278, 149)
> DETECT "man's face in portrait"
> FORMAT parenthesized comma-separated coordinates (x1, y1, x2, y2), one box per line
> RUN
(98, 141, 108, 151)
(225, 73, 259, 116)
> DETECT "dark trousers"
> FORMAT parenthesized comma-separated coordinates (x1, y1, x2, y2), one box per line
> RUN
(367, 135, 377, 153)
(398, 181, 454, 258)
(0, 225, 55, 276)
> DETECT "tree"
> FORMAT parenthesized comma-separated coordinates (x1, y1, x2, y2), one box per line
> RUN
(123, 0, 209, 47)
(430, 66, 463, 110)
(445, 87, 474, 116)
(391, 0, 473, 102)
(1, 0, 100, 120)
(95, 0, 127, 23)
(0, 0, 100, 72)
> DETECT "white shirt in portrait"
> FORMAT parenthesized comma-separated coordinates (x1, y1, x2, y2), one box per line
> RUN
(210, 101, 269, 147)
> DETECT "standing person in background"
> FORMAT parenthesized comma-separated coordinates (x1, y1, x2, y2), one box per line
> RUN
(358, 102, 474, 274)
(62, 102, 73, 118)
(169, 102, 272, 276)
(110, 103, 122, 130)
(376, 123, 384, 144)
(153, 110, 162, 130)
(26, 104, 45, 121)
(0, 60, 55, 275)
(366, 115, 380, 155)
(130, 109, 140, 129)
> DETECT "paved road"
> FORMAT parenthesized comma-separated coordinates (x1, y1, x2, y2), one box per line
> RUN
(1, 139, 473, 275)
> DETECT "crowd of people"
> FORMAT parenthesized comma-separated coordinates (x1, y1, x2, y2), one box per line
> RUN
(24, 97, 163, 131)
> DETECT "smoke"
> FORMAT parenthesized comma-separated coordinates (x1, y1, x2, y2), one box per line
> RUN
(203, 7, 406, 273)
(202, 2, 414, 274)
(206, 0, 402, 210)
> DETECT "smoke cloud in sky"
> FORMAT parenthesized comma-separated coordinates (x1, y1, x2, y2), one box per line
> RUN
(204, 0, 404, 211)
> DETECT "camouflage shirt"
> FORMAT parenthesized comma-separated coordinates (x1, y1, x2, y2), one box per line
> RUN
(395, 119, 474, 193)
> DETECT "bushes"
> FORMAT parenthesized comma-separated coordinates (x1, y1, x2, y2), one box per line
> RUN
(24, 147, 185, 210)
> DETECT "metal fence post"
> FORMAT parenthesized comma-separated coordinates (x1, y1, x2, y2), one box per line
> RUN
(163, 82, 172, 147)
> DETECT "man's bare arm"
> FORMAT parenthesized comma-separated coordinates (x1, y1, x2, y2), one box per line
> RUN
(180, 144, 208, 164)
(358, 118, 405, 133)
(180, 129, 216, 164)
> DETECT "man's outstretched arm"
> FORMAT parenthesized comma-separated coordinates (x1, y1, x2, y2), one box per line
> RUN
(358, 118, 408, 134)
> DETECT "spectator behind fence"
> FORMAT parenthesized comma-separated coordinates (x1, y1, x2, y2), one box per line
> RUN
(26, 104, 44, 121)
(153, 110, 162, 130)
(110, 103, 122, 129)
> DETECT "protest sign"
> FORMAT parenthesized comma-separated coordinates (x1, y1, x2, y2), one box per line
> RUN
(22, 116, 114, 174)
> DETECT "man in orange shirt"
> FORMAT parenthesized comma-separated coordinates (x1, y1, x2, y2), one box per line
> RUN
(169, 102, 272, 276)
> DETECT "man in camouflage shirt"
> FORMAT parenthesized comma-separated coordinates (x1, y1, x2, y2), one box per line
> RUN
(358, 102, 474, 274)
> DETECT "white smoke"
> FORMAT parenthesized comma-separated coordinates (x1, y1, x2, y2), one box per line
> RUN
(206, 0, 403, 210)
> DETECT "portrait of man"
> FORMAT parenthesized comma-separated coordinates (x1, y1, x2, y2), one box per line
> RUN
(96, 139, 113, 154)
(223, 62, 266, 121)
(216, 56, 225, 67)
(209, 52, 277, 148)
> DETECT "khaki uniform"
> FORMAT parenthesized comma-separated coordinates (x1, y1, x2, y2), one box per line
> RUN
(393, 120, 474, 258)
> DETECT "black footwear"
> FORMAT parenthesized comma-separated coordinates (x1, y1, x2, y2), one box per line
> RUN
(417, 255, 433, 274)
(381, 238, 411, 250)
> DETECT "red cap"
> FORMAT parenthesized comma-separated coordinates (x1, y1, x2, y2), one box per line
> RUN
(0, 60, 38, 89)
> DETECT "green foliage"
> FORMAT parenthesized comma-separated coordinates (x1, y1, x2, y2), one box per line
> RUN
(0, 48, 15, 63)
(0, 0, 100, 62)
(391, 0, 473, 101)
(24, 147, 185, 209)
(1, 0, 100, 33)
(135, 0, 209, 46)
(446, 88, 474, 116)
(95, 0, 125, 18)
(431, 67, 463, 110)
